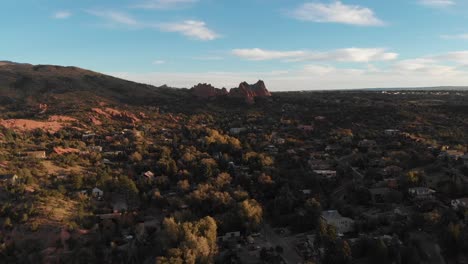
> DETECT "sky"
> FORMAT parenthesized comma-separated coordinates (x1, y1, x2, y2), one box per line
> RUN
(3, 0, 468, 90)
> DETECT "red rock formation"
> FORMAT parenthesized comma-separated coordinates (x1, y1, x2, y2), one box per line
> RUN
(191, 83, 228, 98)
(191, 80, 271, 103)
(229, 80, 271, 104)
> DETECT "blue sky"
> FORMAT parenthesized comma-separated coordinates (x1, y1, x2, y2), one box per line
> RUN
(3, 0, 468, 90)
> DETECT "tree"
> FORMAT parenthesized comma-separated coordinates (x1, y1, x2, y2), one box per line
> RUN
(130, 151, 142, 162)
(238, 199, 263, 232)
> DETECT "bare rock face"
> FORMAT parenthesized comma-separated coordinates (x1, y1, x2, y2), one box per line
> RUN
(191, 83, 228, 98)
(191, 80, 271, 103)
(229, 80, 271, 104)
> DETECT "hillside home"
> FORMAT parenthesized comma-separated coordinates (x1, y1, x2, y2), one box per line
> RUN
(0, 174, 18, 185)
(408, 187, 436, 200)
(309, 159, 331, 170)
(25, 151, 47, 159)
(92, 187, 104, 198)
(219, 231, 241, 242)
(384, 129, 400, 136)
(88, 146, 103, 152)
(358, 139, 377, 149)
(313, 170, 337, 180)
(461, 154, 468, 166)
(439, 150, 465, 160)
(229, 127, 247, 135)
(451, 198, 468, 209)
(140, 171, 155, 181)
(369, 187, 391, 203)
(298, 125, 314, 132)
(321, 210, 355, 234)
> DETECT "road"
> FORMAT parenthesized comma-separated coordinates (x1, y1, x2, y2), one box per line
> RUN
(263, 224, 303, 264)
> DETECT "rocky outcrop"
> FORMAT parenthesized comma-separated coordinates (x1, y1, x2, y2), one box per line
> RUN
(229, 80, 271, 103)
(191, 83, 228, 98)
(191, 80, 271, 103)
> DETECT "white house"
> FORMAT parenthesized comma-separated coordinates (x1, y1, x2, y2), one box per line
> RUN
(408, 187, 435, 199)
(219, 231, 241, 242)
(321, 210, 355, 234)
(461, 154, 468, 166)
(451, 198, 468, 209)
(313, 170, 337, 180)
(92, 187, 104, 198)
(384, 129, 400, 136)
(0, 174, 18, 185)
(229, 127, 247, 135)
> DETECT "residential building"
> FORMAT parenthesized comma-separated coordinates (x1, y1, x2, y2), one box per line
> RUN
(451, 198, 468, 210)
(321, 210, 355, 234)
(408, 187, 436, 200)
(0, 174, 18, 185)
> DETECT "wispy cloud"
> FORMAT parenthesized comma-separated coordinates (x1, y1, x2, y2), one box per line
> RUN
(87, 10, 218, 40)
(53, 11, 72, 19)
(418, 0, 455, 7)
(134, 0, 198, 9)
(152, 60, 166, 65)
(232, 48, 398, 62)
(441, 33, 468, 40)
(192, 56, 224, 61)
(290, 1, 384, 26)
(87, 10, 139, 26)
(157, 20, 219, 40)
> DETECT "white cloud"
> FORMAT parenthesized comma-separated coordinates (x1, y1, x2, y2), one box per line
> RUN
(153, 60, 166, 65)
(291, 1, 384, 26)
(393, 58, 457, 75)
(232, 48, 307, 61)
(134, 0, 198, 9)
(433, 51, 468, 64)
(53, 11, 72, 19)
(157, 20, 219, 40)
(108, 65, 468, 91)
(87, 11, 218, 40)
(87, 10, 139, 26)
(441, 33, 468, 40)
(419, 0, 455, 7)
(232, 48, 398, 62)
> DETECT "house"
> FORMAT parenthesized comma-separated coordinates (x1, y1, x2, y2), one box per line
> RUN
(325, 144, 342, 153)
(369, 188, 391, 203)
(298, 125, 314, 132)
(358, 140, 377, 149)
(82, 132, 96, 140)
(383, 165, 403, 177)
(264, 145, 278, 155)
(274, 138, 286, 145)
(92, 187, 104, 198)
(25, 151, 47, 159)
(88, 146, 103, 152)
(309, 159, 331, 170)
(384, 129, 400, 136)
(0, 174, 18, 185)
(229, 127, 246, 135)
(112, 200, 128, 213)
(439, 150, 465, 160)
(313, 170, 337, 180)
(140, 171, 155, 181)
(461, 154, 468, 166)
(408, 187, 436, 199)
(321, 210, 355, 234)
(218, 231, 241, 242)
(451, 198, 468, 209)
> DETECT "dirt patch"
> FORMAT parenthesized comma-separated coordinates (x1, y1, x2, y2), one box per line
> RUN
(53, 147, 80, 155)
(0, 115, 78, 133)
